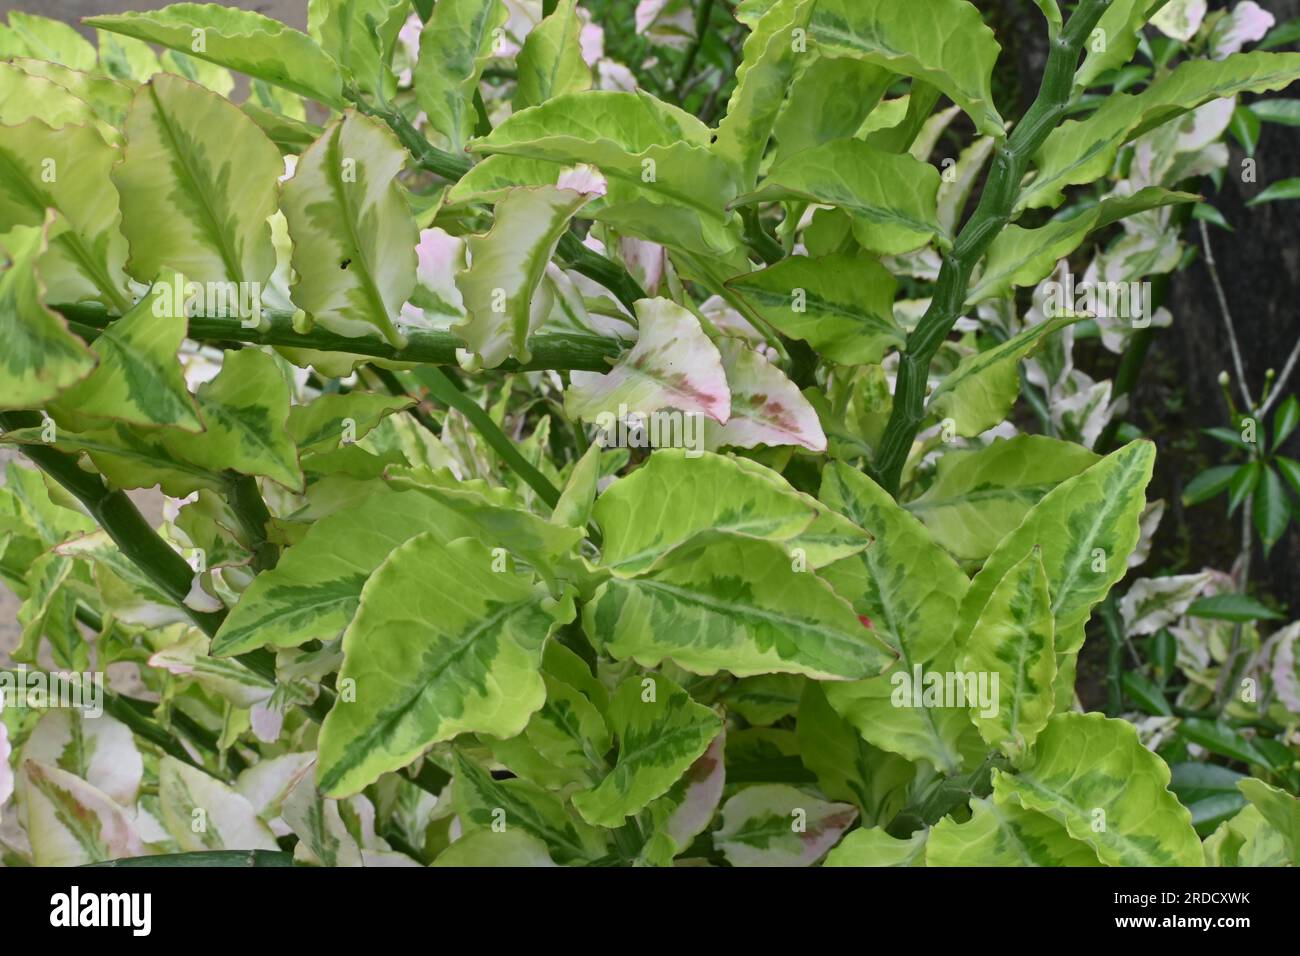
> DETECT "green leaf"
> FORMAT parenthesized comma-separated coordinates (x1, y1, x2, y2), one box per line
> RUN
(737, 138, 943, 256)
(0, 222, 95, 410)
(805, 0, 1005, 138)
(1253, 466, 1290, 554)
(817, 462, 977, 773)
(1249, 98, 1300, 125)
(0, 61, 112, 133)
(823, 825, 927, 866)
(970, 188, 1200, 303)
(726, 674, 804, 726)
(414, 0, 509, 154)
(1237, 778, 1300, 864)
(286, 391, 412, 453)
(158, 756, 279, 852)
(21, 710, 143, 808)
(150, 632, 275, 709)
(550, 441, 602, 530)
(52, 273, 202, 431)
(211, 489, 478, 656)
(163, 348, 302, 491)
(453, 749, 605, 863)
(713, 0, 816, 187)
(0, 120, 131, 310)
(112, 74, 282, 289)
(1227, 460, 1261, 515)
(993, 712, 1202, 866)
(1186, 592, 1283, 622)
(725, 252, 903, 366)
(592, 449, 869, 575)
(1023, 52, 1300, 210)
(1278, 456, 1300, 497)
(571, 672, 720, 828)
(1248, 177, 1300, 205)
(281, 111, 418, 348)
(307, 0, 406, 98)
(954, 441, 1156, 708)
(24, 761, 145, 867)
(472, 91, 745, 262)
(1275, 395, 1300, 447)
(317, 535, 569, 796)
(1121, 670, 1172, 716)
(714, 783, 857, 867)
(86, 3, 345, 106)
(0, 12, 96, 71)
(456, 185, 595, 368)
(585, 531, 895, 680)
(772, 55, 892, 165)
(514, 0, 592, 112)
(1169, 763, 1248, 835)
(1176, 718, 1270, 767)
(928, 315, 1080, 438)
(565, 297, 730, 425)
(905, 436, 1100, 562)
(927, 796, 1100, 866)
(432, 829, 558, 866)
(1182, 464, 1238, 505)
(961, 547, 1056, 761)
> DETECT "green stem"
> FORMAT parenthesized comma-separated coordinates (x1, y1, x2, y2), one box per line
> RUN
(872, 0, 1114, 495)
(416, 367, 562, 509)
(59, 302, 623, 372)
(225, 474, 279, 572)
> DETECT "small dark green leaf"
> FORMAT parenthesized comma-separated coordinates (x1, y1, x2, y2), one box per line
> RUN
(1249, 98, 1300, 125)
(1121, 671, 1171, 716)
(1227, 461, 1261, 514)
(1186, 593, 1284, 622)
(1229, 106, 1260, 156)
(1253, 466, 1290, 554)
(1277, 456, 1300, 495)
(1202, 425, 1251, 450)
(1274, 395, 1299, 448)
(1248, 178, 1300, 205)
(1182, 464, 1237, 505)
(1176, 718, 1269, 767)
(1191, 202, 1233, 231)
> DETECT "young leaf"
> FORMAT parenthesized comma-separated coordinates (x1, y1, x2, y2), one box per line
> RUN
(86, 3, 345, 106)
(307, 0, 406, 98)
(1186, 592, 1284, 622)
(1237, 778, 1300, 864)
(112, 73, 282, 288)
(414, 0, 509, 154)
(725, 252, 903, 366)
(960, 547, 1056, 760)
(772, 56, 893, 165)
(571, 673, 721, 828)
(317, 535, 569, 797)
(281, 111, 418, 348)
(993, 712, 1203, 866)
(714, 783, 857, 867)
(1253, 465, 1289, 554)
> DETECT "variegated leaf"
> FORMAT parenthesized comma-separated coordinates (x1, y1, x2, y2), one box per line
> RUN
(514, 0, 592, 111)
(705, 338, 826, 452)
(24, 761, 146, 866)
(158, 756, 279, 852)
(926, 796, 1100, 866)
(414, 0, 509, 155)
(715, 784, 857, 867)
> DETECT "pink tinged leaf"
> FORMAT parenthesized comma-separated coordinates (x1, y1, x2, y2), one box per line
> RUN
(24, 761, 146, 866)
(566, 297, 731, 423)
(700, 295, 766, 348)
(707, 339, 827, 452)
(619, 236, 667, 295)
(0, 724, 12, 811)
(1212, 2, 1275, 57)
(664, 730, 726, 847)
(557, 164, 608, 197)
(579, 22, 605, 65)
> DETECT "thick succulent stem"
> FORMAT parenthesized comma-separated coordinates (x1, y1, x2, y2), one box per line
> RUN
(872, 0, 1114, 495)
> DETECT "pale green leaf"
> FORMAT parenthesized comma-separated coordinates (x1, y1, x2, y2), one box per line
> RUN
(715, 783, 857, 866)
(772, 55, 893, 164)
(926, 796, 1100, 865)
(281, 111, 418, 347)
(432, 829, 558, 866)
(158, 755, 279, 852)
(317, 535, 568, 796)
(993, 712, 1202, 866)
(414, 0, 508, 154)
(86, 3, 345, 107)
(514, 0, 592, 111)
(823, 826, 927, 866)
(24, 761, 145, 867)
(572, 672, 721, 828)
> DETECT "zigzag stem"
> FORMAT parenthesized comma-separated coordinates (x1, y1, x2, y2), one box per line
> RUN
(872, 0, 1115, 496)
